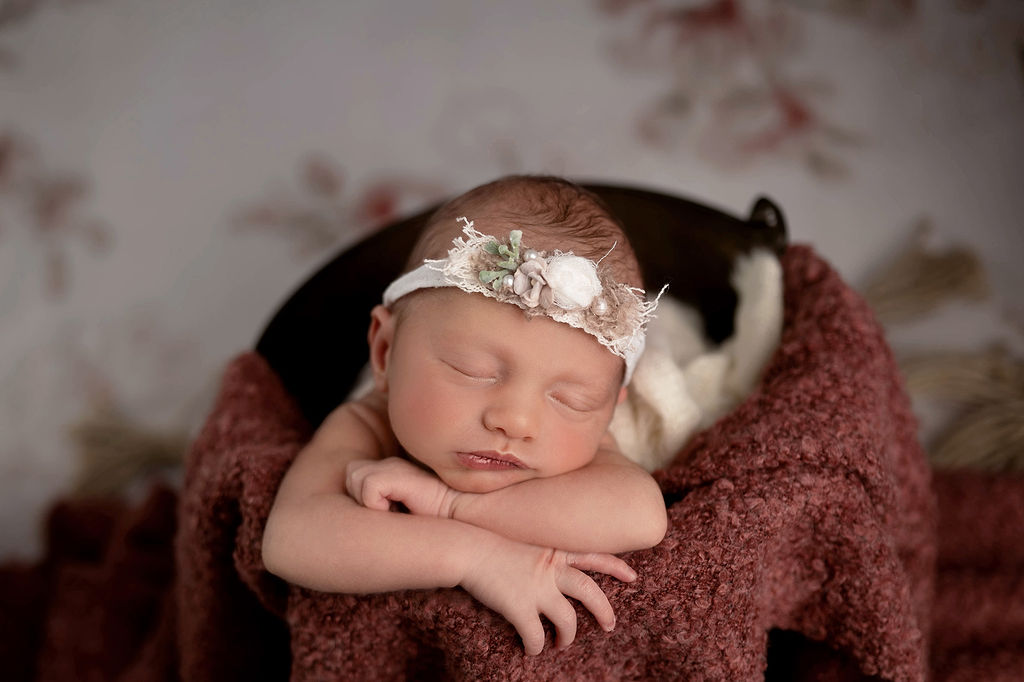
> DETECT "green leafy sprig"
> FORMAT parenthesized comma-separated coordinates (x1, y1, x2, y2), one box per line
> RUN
(478, 230, 522, 291)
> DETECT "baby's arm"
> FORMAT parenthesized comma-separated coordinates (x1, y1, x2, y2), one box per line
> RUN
(347, 433, 667, 555)
(450, 437, 667, 554)
(261, 401, 636, 655)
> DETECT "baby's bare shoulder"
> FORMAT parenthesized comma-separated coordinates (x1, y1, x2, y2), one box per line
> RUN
(314, 393, 395, 459)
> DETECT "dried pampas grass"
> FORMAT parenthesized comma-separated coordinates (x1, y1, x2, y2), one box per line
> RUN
(862, 219, 1023, 472)
(862, 219, 989, 324)
(929, 398, 1024, 471)
(70, 409, 188, 498)
(900, 346, 1024, 471)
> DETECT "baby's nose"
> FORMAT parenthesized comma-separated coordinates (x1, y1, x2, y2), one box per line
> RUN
(482, 393, 535, 441)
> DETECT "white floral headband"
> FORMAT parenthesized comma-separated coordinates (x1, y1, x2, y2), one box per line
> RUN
(382, 218, 663, 384)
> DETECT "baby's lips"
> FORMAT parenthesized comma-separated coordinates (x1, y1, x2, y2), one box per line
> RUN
(457, 450, 526, 470)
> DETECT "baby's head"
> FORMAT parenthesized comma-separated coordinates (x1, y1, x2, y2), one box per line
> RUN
(368, 176, 654, 493)
(406, 175, 643, 292)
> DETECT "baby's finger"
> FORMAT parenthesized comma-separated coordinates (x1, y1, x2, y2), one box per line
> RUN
(556, 568, 616, 633)
(541, 595, 577, 650)
(358, 479, 392, 511)
(568, 552, 637, 584)
(344, 465, 389, 511)
(343, 466, 364, 505)
(363, 490, 392, 511)
(510, 611, 546, 656)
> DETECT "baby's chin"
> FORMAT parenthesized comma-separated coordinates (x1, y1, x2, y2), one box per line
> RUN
(438, 468, 533, 495)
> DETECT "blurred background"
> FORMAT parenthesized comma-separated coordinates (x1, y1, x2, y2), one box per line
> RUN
(1, 0, 1022, 560)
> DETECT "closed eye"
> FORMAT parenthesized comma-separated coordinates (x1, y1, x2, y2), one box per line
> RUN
(444, 361, 496, 382)
(550, 393, 598, 413)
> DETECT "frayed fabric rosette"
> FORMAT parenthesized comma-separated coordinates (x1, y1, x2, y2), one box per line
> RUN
(382, 218, 663, 384)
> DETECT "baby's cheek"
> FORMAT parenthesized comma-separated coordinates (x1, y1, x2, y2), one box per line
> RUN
(547, 426, 602, 475)
(413, 382, 461, 421)
(391, 381, 463, 445)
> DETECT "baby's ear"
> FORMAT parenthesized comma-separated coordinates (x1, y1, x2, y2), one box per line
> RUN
(367, 305, 395, 393)
(617, 386, 628, 406)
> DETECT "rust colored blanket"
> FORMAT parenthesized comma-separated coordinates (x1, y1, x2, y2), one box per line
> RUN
(3, 245, 1023, 681)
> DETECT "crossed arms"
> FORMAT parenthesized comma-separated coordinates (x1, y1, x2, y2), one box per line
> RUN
(262, 398, 667, 655)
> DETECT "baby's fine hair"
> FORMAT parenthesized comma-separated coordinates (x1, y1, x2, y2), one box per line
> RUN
(407, 175, 645, 290)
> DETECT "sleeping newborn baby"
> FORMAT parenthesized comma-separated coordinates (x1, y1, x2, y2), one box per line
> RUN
(262, 175, 669, 656)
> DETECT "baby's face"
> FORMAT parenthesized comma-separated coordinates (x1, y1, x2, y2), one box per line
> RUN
(383, 290, 626, 494)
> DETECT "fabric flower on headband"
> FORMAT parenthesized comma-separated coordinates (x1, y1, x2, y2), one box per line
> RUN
(381, 217, 665, 383)
(479, 230, 603, 311)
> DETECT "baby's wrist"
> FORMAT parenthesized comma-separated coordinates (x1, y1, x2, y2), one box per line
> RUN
(444, 488, 474, 521)
(455, 530, 507, 588)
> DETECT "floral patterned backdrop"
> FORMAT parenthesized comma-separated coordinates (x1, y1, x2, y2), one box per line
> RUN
(1, 0, 1022, 559)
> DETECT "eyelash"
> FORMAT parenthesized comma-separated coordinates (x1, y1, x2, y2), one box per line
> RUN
(550, 394, 594, 413)
(446, 362, 495, 382)
(444, 361, 597, 411)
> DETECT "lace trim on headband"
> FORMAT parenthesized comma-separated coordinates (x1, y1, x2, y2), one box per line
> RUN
(422, 218, 663, 365)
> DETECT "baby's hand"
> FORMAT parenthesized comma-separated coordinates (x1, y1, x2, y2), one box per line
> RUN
(345, 457, 460, 518)
(459, 538, 637, 656)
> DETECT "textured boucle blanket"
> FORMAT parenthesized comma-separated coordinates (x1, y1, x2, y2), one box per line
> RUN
(4, 244, 1024, 681)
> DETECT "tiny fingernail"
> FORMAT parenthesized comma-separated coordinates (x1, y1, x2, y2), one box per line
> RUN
(604, 617, 616, 632)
